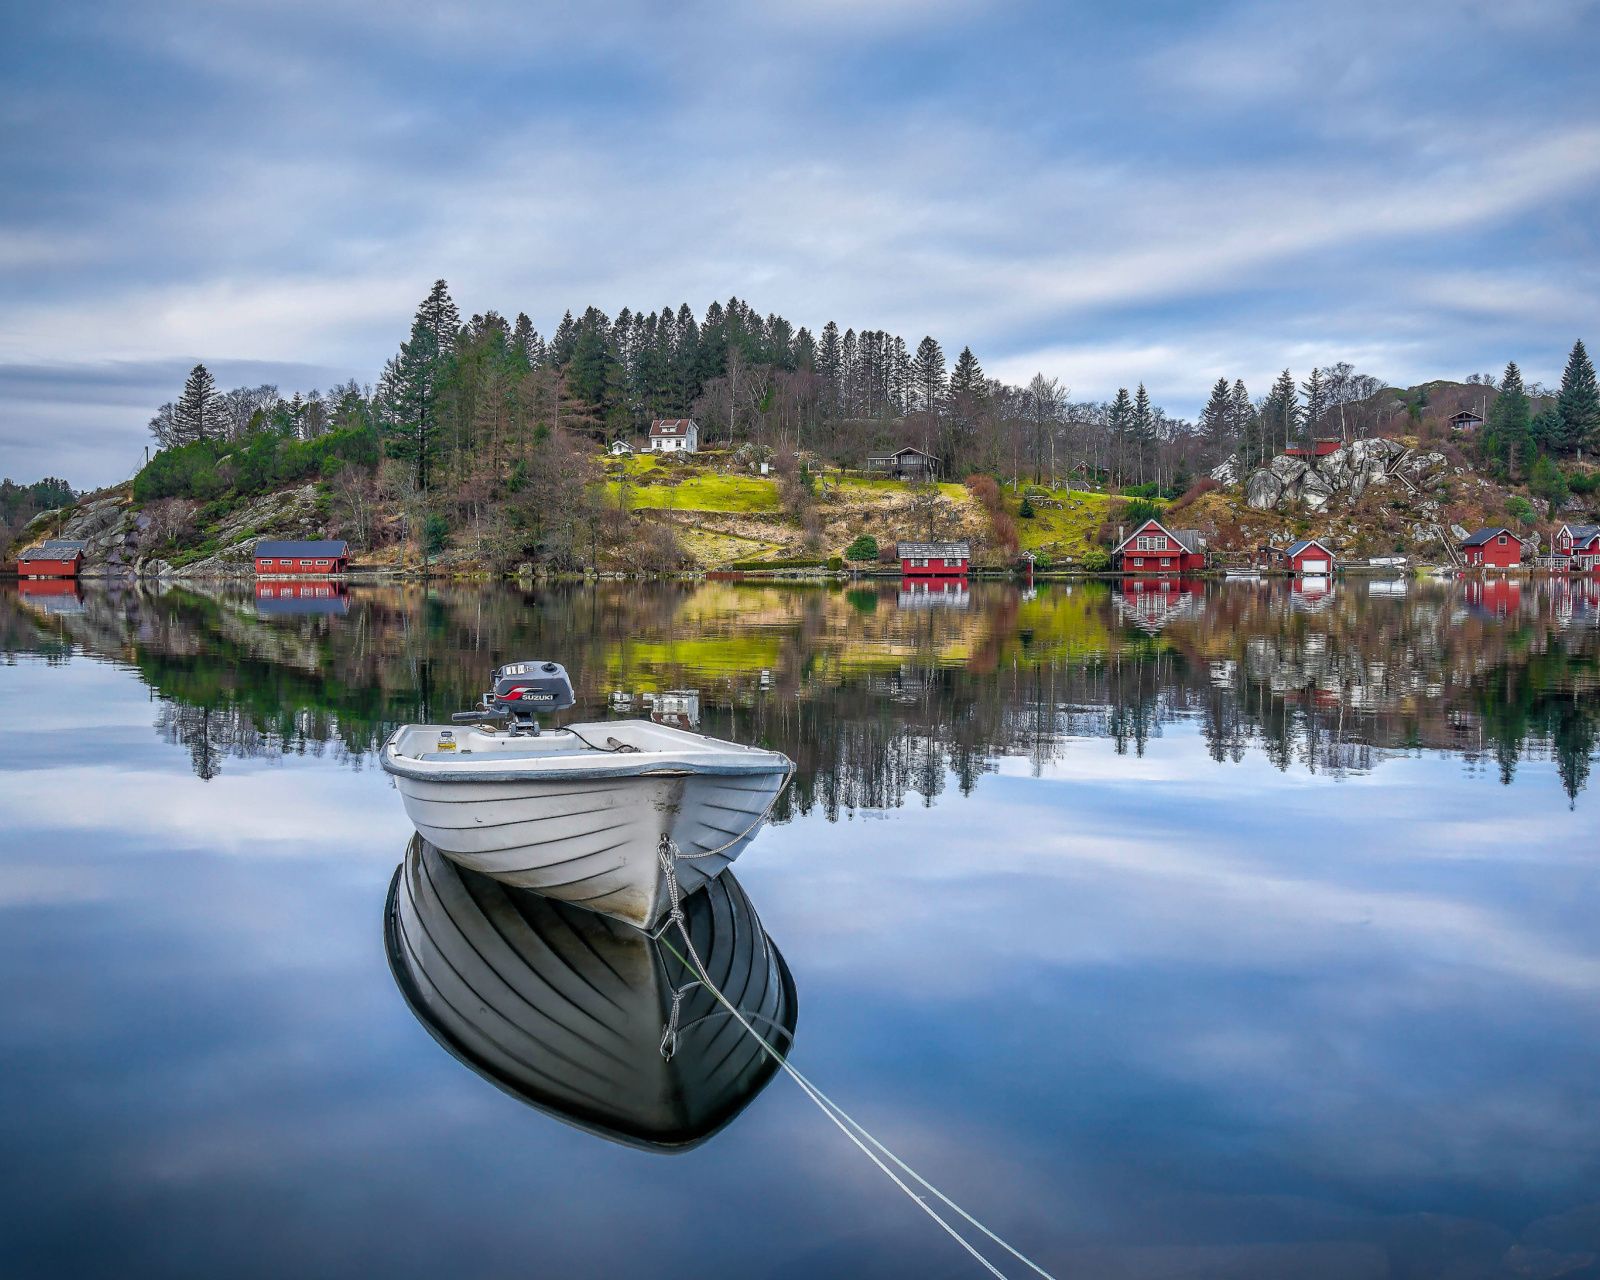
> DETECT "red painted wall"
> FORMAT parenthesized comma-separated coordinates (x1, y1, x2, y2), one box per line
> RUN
(19, 556, 81, 577)
(1465, 536, 1520, 567)
(255, 556, 347, 574)
(901, 556, 968, 576)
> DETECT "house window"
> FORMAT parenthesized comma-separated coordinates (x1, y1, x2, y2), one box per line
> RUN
(1161, 558, 1171, 567)
(279, 559, 291, 566)
(1497, 535, 1507, 545)
(1133, 557, 1144, 566)
(316, 559, 330, 566)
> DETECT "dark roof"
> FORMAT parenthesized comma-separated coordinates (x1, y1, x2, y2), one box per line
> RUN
(1113, 520, 1203, 555)
(254, 540, 348, 557)
(19, 541, 85, 560)
(1460, 527, 1513, 547)
(1560, 524, 1600, 544)
(1449, 409, 1485, 422)
(897, 541, 970, 558)
(1285, 539, 1335, 557)
(649, 419, 696, 436)
(868, 445, 937, 461)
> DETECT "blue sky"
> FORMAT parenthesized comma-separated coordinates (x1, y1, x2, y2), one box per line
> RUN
(3, 0, 1598, 488)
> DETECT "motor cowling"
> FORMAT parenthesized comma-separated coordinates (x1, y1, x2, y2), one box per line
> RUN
(491, 661, 575, 714)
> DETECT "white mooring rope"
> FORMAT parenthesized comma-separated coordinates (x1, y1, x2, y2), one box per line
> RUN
(654, 836, 1057, 1280)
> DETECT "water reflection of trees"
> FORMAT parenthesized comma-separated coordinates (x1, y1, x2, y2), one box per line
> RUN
(2, 577, 1596, 806)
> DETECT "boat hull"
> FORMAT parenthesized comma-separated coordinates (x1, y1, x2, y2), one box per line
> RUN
(386, 835, 797, 1151)
(391, 760, 788, 931)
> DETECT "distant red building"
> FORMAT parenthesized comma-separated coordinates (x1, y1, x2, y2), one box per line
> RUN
(255, 580, 349, 614)
(1285, 538, 1336, 575)
(17, 540, 85, 578)
(1284, 439, 1342, 459)
(1460, 527, 1522, 568)
(254, 540, 349, 575)
(1112, 520, 1206, 573)
(896, 541, 969, 576)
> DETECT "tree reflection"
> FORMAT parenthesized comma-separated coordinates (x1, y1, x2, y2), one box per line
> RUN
(3, 577, 1596, 803)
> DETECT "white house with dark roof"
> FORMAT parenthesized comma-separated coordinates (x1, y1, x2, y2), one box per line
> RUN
(648, 419, 698, 453)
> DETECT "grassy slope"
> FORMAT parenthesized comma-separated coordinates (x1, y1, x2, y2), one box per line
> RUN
(604, 455, 780, 513)
(1002, 486, 1116, 560)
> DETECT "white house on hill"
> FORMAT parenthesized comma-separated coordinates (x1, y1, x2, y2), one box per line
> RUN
(649, 419, 699, 453)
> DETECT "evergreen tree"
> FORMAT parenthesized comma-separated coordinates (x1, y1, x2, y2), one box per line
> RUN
(1202, 377, 1232, 462)
(1232, 380, 1263, 470)
(416, 280, 461, 355)
(1131, 383, 1156, 483)
(1300, 368, 1326, 448)
(1108, 388, 1133, 482)
(912, 336, 947, 413)
(173, 364, 220, 444)
(1487, 361, 1532, 476)
(1268, 369, 1299, 455)
(949, 346, 985, 399)
(1558, 339, 1600, 456)
(379, 317, 443, 492)
(550, 310, 578, 366)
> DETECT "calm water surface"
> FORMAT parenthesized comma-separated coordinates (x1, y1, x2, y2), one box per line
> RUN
(4, 576, 1600, 1279)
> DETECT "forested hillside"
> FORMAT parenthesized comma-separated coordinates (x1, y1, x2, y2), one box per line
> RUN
(104, 279, 1600, 574)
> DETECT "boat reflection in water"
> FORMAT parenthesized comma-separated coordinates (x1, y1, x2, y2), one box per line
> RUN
(386, 835, 797, 1151)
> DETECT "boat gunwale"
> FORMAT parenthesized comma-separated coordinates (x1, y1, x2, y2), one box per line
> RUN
(380, 725, 792, 785)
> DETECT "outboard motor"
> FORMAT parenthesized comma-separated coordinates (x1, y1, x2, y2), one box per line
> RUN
(454, 661, 574, 735)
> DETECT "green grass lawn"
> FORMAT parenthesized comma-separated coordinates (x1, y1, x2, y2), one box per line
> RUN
(603, 456, 781, 513)
(1006, 486, 1114, 557)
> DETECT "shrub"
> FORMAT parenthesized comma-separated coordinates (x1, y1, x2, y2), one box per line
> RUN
(827, 556, 843, 571)
(1505, 495, 1537, 527)
(425, 513, 450, 554)
(1117, 497, 1165, 528)
(1081, 547, 1110, 571)
(1018, 495, 1035, 519)
(844, 533, 879, 561)
(1167, 477, 1220, 513)
(964, 474, 1000, 508)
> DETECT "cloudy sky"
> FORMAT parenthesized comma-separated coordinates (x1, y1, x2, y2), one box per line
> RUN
(3, 0, 1598, 488)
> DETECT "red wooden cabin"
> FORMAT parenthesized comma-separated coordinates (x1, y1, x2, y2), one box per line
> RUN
(896, 541, 970, 576)
(1553, 524, 1600, 566)
(1285, 538, 1336, 575)
(1112, 520, 1205, 573)
(17, 540, 85, 577)
(254, 540, 349, 575)
(1460, 527, 1522, 568)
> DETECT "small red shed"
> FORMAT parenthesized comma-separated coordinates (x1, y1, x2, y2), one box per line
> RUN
(1460, 527, 1522, 568)
(896, 540, 970, 576)
(1285, 538, 1336, 575)
(254, 540, 349, 576)
(1113, 520, 1206, 573)
(18, 540, 85, 578)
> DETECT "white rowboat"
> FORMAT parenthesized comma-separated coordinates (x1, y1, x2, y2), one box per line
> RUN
(381, 717, 793, 932)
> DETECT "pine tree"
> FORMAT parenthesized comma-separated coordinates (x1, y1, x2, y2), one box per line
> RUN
(949, 346, 985, 399)
(1108, 388, 1133, 483)
(1202, 377, 1232, 462)
(1558, 339, 1599, 457)
(912, 336, 947, 413)
(379, 317, 443, 492)
(550, 311, 578, 366)
(1269, 369, 1299, 455)
(1231, 380, 1263, 470)
(173, 364, 220, 444)
(1300, 368, 1327, 448)
(1131, 383, 1155, 484)
(416, 280, 461, 355)
(1487, 361, 1532, 476)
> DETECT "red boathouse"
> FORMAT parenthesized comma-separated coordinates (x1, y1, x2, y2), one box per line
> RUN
(896, 540, 970, 576)
(1460, 527, 1522, 569)
(1285, 538, 1336, 575)
(1113, 520, 1206, 573)
(17, 540, 85, 578)
(254, 540, 349, 575)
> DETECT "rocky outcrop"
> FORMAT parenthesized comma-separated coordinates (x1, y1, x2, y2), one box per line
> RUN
(16, 483, 328, 579)
(1209, 455, 1243, 487)
(1242, 438, 1408, 512)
